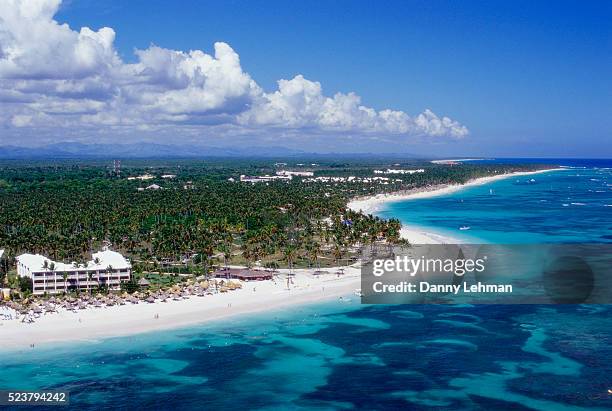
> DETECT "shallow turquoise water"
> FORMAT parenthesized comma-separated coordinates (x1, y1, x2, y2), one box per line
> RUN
(377, 167, 612, 244)
(1, 301, 609, 410)
(1, 161, 610, 410)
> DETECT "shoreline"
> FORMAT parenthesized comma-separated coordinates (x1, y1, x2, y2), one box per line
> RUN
(347, 168, 564, 244)
(1, 267, 361, 351)
(0, 168, 563, 350)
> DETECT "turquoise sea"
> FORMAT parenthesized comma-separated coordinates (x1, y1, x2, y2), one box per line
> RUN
(1, 159, 610, 410)
(376, 162, 612, 244)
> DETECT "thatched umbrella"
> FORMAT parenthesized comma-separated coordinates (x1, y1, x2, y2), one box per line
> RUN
(231, 281, 243, 289)
(138, 278, 151, 289)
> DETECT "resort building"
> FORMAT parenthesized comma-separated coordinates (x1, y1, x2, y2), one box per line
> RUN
(16, 250, 131, 295)
(302, 176, 402, 185)
(373, 168, 425, 174)
(127, 174, 155, 181)
(213, 268, 274, 281)
(240, 174, 292, 183)
(276, 170, 314, 177)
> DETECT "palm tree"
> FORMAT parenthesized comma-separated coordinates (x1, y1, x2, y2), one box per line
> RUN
(0, 157, 523, 295)
(333, 244, 343, 266)
(73, 261, 82, 293)
(221, 244, 231, 270)
(62, 272, 69, 294)
(105, 265, 113, 293)
(283, 245, 297, 275)
(49, 262, 57, 294)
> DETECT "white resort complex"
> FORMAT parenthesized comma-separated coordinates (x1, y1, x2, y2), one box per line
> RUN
(16, 250, 131, 295)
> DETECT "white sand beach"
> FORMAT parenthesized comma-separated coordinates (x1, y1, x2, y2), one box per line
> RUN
(1, 168, 563, 350)
(348, 168, 563, 244)
(1, 267, 362, 350)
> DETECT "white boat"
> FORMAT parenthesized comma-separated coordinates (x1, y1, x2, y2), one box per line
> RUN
(354, 289, 363, 297)
(459, 226, 471, 231)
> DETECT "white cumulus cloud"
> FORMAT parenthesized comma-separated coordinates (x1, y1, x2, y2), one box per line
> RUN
(0, 0, 468, 146)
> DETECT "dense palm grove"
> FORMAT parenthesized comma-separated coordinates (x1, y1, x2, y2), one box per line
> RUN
(0, 159, 540, 278)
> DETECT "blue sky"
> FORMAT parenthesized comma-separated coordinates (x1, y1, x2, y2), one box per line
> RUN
(0, 0, 610, 157)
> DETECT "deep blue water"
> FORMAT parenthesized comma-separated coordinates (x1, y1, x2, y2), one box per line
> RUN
(461, 158, 612, 169)
(1, 302, 610, 410)
(1, 159, 610, 410)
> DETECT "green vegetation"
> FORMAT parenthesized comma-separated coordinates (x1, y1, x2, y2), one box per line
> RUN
(0, 158, 541, 275)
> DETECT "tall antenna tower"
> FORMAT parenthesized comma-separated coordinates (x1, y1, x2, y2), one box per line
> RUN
(113, 160, 122, 176)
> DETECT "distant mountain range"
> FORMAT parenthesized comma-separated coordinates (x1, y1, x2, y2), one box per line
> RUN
(0, 142, 310, 159)
(0, 142, 426, 160)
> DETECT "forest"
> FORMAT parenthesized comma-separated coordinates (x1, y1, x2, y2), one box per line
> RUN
(0, 158, 543, 278)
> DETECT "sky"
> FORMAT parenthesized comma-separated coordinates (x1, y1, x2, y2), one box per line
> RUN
(0, 0, 610, 157)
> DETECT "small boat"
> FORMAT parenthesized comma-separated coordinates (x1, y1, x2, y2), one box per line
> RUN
(354, 289, 363, 297)
(459, 226, 471, 231)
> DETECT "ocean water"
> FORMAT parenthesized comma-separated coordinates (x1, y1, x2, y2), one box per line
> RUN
(1, 302, 610, 410)
(377, 160, 612, 244)
(1, 159, 610, 410)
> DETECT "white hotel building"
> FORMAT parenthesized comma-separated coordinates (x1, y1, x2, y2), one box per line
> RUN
(16, 250, 131, 295)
